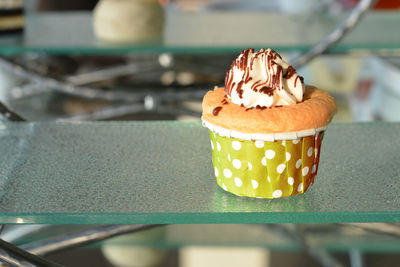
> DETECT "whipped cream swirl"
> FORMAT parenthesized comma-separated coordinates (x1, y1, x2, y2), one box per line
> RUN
(225, 48, 305, 108)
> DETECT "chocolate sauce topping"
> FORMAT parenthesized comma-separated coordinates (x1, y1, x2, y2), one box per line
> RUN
(274, 50, 282, 59)
(259, 86, 274, 96)
(272, 65, 283, 90)
(224, 48, 303, 107)
(255, 105, 267, 110)
(212, 106, 223, 116)
(236, 80, 244, 98)
(284, 66, 296, 79)
(239, 48, 254, 70)
(225, 71, 233, 95)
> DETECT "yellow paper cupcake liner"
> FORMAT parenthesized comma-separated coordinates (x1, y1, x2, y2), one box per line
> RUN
(209, 130, 325, 199)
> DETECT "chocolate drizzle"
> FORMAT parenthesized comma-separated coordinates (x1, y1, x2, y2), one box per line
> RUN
(225, 71, 234, 95)
(284, 66, 296, 79)
(236, 80, 244, 98)
(212, 106, 223, 116)
(224, 48, 303, 107)
(239, 48, 253, 70)
(274, 50, 282, 59)
(259, 86, 274, 96)
(255, 105, 267, 110)
(272, 65, 283, 90)
(244, 68, 252, 83)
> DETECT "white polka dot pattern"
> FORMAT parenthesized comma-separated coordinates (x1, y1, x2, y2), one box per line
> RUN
(311, 164, 317, 174)
(292, 139, 300, 144)
(232, 159, 241, 169)
(209, 130, 324, 199)
(265, 149, 275, 159)
(223, 169, 232, 178)
(222, 183, 228, 191)
(286, 152, 291, 161)
(277, 164, 286, 174)
(251, 179, 259, 189)
(255, 140, 264, 148)
(296, 159, 302, 169)
(261, 157, 267, 166)
(234, 177, 243, 187)
(307, 147, 313, 157)
(232, 141, 241, 150)
(297, 183, 304, 192)
(272, 190, 283, 198)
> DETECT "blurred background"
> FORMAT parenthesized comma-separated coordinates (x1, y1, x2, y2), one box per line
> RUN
(1, 0, 400, 123)
(1, 0, 400, 266)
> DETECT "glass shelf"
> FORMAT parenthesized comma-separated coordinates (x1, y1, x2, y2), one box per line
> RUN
(84, 224, 400, 252)
(1, 10, 400, 55)
(0, 121, 399, 224)
(7, 224, 400, 253)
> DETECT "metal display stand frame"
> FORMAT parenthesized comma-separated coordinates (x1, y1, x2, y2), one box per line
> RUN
(0, 0, 375, 121)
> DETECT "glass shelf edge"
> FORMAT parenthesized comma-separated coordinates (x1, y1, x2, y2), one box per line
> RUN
(1, 45, 400, 56)
(1, 211, 399, 224)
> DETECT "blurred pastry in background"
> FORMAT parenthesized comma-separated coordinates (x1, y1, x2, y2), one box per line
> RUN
(93, 0, 164, 44)
(0, 0, 24, 35)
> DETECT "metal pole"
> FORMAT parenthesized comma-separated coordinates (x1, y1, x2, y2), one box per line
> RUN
(0, 101, 26, 121)
(342, 223, 400, 238)
(0, 238, 63, 267)
(21, 224, 164, 256)
(349, 249, 364, 267)
(267, 224, 345, 267)
(291, 0, 377, 68)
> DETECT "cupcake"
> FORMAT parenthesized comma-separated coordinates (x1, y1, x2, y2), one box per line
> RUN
(202, 48, 337, 199)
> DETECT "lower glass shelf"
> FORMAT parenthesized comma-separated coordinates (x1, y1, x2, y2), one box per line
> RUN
(0, 121, 399, 224)
(7, 224, 400, 253)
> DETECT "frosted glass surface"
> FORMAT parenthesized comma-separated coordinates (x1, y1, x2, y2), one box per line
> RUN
(0, 121, 399, 224)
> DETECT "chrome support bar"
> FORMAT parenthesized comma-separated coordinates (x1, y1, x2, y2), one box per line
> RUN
(0, 101, 26, 121)
(21, 224, 163, 256)
(0, 238, 63, 267)
(266, 224, 345, 267)
(292, 0, 376, 68)
(343, 223, 400, 238)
